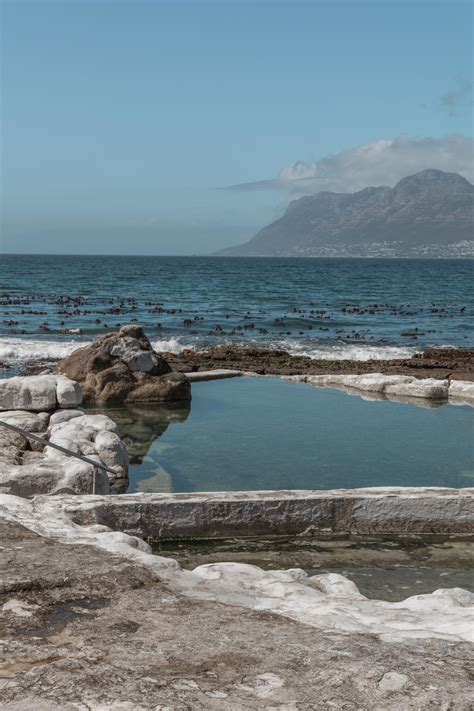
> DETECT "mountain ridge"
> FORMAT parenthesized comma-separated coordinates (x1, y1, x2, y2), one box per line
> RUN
(215, 169, 474, 258)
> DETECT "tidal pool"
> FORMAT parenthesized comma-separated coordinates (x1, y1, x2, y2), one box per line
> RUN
(152, 537, 474, 602)
(115, 376, 474, 493)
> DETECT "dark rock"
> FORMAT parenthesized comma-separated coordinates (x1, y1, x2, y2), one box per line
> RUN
(126, 372, 191, 404)
(163, 345, 474, 380)
(58, 326, 190, 405)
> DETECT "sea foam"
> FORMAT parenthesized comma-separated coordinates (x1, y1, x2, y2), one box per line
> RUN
(0, 335, 420, 366)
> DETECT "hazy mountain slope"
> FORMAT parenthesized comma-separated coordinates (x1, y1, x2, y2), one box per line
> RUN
(216, 170, 474, 257)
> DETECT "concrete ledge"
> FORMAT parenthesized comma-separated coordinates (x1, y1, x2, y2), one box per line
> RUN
(184, 369, 243, 382)
(66, 487, 474, 540)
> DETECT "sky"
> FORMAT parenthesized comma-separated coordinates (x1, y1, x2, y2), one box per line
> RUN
(1, 0, 472, 255)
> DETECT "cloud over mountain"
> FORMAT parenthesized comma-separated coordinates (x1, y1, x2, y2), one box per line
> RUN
(226, 134, 474, 197)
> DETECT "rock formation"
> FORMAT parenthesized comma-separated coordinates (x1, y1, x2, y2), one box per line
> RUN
(58, 324, 191, 405)
(283, 372, 474, 405)
(0, 375, 128, 496)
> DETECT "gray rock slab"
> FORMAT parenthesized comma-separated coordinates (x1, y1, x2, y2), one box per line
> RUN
(284, 373, 474, 405)
(1, 519, 473, 710)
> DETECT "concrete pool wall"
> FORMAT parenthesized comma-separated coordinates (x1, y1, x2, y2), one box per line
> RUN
(66, 487, 474, 540)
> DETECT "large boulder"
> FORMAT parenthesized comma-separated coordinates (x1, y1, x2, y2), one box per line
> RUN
(0, 375, 82, 412)
(58, 326, 191, 405)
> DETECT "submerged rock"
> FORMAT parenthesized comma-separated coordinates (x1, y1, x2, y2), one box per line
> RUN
(58, 325, 191, 405)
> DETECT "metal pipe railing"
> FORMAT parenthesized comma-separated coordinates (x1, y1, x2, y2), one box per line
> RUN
(0, 418, 118, 494)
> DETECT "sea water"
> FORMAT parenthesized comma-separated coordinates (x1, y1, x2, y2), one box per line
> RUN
(0, 255, 472, 368)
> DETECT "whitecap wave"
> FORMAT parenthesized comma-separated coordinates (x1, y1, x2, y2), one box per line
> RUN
(0, 337, 93, 363)
(0, 334, 421, 366)
(272, 339, 420, 361)
(151, 337, 187, 354)
(0, 335, 188, 365)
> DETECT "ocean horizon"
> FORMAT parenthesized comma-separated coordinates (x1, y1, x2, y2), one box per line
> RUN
(1, 254, 472, 369)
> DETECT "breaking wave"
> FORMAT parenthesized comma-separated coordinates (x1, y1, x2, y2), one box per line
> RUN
(0, 335, 420, 367)
(0, 337, 93, 363)
(272, 339, 420, 361)
(151, 337, 187, 354)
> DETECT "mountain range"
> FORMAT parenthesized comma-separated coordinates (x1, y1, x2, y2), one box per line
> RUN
(216, 169, 473, 258)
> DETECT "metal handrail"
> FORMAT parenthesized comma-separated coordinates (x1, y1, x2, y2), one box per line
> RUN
(0, 418, 118, 494)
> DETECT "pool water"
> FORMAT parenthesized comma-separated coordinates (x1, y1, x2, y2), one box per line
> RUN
(121, 377, 473, 493)
(151, 537, 474, 602)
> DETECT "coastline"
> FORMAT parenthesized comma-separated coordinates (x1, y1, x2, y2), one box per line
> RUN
(9, 344, 474, 381)
(137, 345, 474, 380)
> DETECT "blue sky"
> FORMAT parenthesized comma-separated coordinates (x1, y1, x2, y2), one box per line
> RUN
(2, 0, 472, 254)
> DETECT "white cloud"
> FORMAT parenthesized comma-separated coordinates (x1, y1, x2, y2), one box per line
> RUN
(227, 134, 474, 196)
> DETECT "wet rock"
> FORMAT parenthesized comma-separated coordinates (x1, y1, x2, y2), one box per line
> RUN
(58, 325, 190, 405)
(162, 345, 474, 380)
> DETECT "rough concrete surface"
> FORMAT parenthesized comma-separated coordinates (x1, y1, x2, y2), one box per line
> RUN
(1, 519, 473, 710)
(66, 488, 474, 540)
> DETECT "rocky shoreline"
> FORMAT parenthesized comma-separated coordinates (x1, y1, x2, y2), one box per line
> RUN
(1, 330, 473, 708)
(163, 345, 474, 380)
(14, 343, 474, 383)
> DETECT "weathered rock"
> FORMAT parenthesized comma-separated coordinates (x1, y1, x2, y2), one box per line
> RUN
(2, 516, 473, 710)
(449, 379, 474, 401)
(91, 361, 137, 403)
(110, 336, 167, 374)
(93, 430, 129, 475)
(0, 395, 123, 496)
(0, 459, 110, 496)
(385, 377, 449, 399)
(57, 326, 190, 405)
(46, 414, 127, 481)
(48, 409, 84, 427)
(126, 371, 190, 403)
(55, 376, 82, 408)
(0, 375, 82, 412)
(286, 372, 473, 404)
(0, 412, 51, 464)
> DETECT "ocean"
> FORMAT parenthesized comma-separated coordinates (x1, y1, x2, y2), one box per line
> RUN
(0, 254, 472, 369)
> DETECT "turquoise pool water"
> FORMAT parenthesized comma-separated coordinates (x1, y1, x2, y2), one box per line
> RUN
(126, 377, 473, 493)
